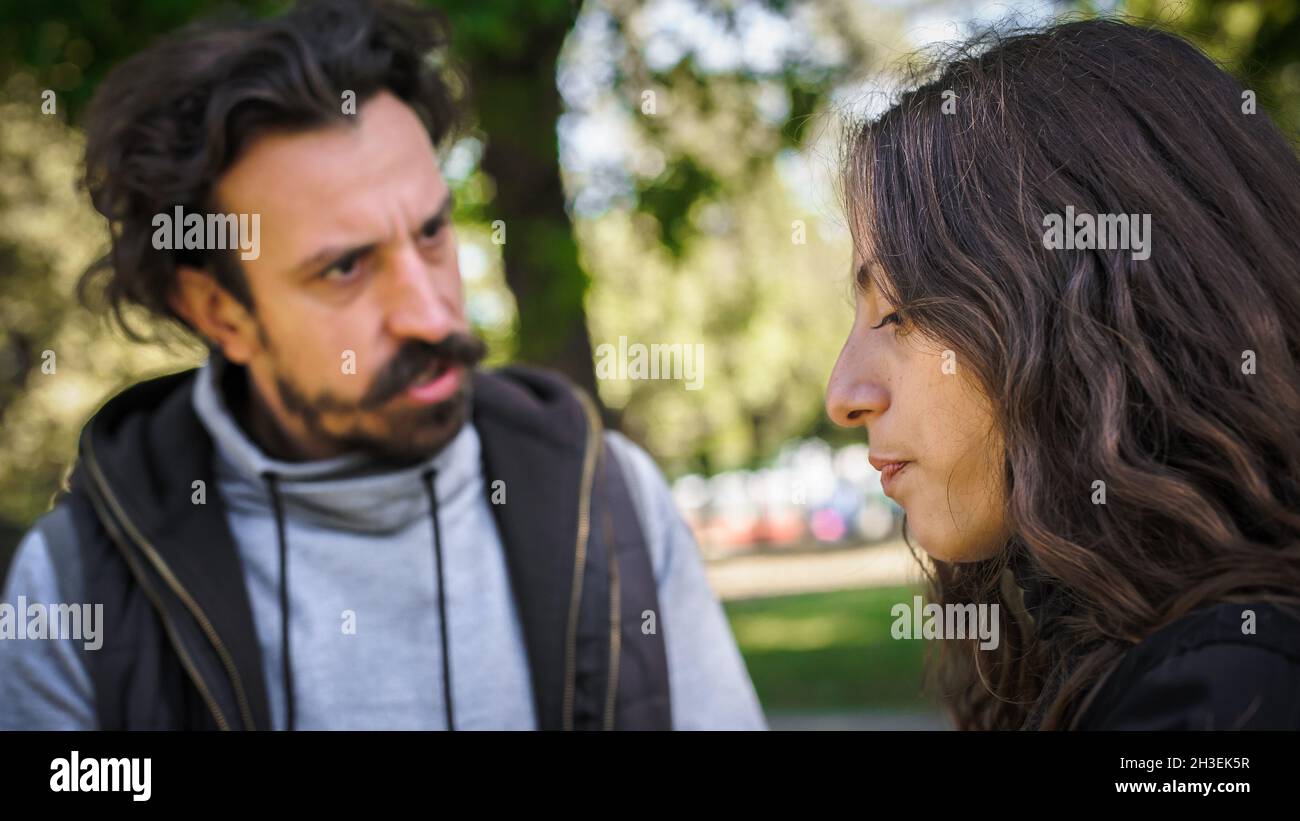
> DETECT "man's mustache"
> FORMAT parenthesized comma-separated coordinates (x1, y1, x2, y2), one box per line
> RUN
(361, 333, 488, 408)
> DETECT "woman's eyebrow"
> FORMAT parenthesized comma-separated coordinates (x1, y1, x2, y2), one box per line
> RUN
(854, 262, 874, 293)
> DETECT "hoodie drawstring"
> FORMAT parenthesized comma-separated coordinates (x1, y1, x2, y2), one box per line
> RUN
(262, 469, 454, 732)
(263, 471, 296, 732)
(422, 468, 455, 731)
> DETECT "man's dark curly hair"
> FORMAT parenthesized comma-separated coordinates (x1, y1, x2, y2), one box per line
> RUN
(79, 0, 463, 340)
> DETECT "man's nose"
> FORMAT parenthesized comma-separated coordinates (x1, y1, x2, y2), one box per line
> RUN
(383, 245, 456, 343)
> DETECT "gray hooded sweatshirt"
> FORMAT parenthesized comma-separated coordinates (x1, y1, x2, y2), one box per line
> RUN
(0, 358, 766, 730)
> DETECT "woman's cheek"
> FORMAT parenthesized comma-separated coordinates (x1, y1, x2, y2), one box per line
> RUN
(905, 463, 1010, 563)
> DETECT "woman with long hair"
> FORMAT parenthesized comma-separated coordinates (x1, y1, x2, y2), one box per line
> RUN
(827, 18, 1300, 729)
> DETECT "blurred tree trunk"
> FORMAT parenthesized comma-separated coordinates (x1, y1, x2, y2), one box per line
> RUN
(472, 11, 601, 405)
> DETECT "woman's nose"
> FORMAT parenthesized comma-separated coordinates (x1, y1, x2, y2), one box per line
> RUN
(826, 342, 889, 428)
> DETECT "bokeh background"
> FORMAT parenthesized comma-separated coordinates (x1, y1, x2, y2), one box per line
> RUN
(2, 0, 1297, 727)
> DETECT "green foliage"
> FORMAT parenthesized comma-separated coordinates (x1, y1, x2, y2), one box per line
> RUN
(0, 86, 204, 532)
(1125, 0, 1300, 134)
(636, 156, 722, 258)
(604, 2, 870, 262)
(0, 0, 289, 123)
(583, 165, 854, 476)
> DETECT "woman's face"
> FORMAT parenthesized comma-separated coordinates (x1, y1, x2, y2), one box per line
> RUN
(826, 264, 1011, 562)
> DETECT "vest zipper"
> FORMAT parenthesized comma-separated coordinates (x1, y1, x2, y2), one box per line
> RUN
(562, 389, 603, 730)
(83, 425, 253, 730)
(601, 505, 622, 731)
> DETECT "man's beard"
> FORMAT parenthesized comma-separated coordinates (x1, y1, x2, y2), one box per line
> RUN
(268, 331, 488, 466)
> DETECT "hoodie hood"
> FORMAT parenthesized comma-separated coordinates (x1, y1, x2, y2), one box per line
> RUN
(74, 352, 590, 549)
(191, 353, 480, 535)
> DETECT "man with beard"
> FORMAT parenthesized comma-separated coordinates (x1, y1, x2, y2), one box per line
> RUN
(0, 0, 764, 730)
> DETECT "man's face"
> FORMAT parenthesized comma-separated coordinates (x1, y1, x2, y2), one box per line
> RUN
(213, 91, 485, 464)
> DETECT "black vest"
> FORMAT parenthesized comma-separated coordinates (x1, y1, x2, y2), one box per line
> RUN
(46, 364, 671, 730)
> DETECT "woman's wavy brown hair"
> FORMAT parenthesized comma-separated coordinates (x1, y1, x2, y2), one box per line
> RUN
(844, 17, 1300, 729)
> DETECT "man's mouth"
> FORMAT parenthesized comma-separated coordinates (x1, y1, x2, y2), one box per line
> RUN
(405, 361, 462, 405)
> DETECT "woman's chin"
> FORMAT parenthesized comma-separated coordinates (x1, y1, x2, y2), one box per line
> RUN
(909, 519, 1008, 564)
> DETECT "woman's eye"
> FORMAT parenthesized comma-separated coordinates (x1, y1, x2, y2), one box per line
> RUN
(870, 311, 901, 330)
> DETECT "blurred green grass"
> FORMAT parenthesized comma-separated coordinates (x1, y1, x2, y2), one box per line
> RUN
(724, 585, 937, 713)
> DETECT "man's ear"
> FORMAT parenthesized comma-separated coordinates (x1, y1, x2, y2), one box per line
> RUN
(169, 265, 259, 364)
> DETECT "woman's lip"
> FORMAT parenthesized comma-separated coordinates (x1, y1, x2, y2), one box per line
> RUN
(406, 365, 462, 404)
(879, 461, 911, 496)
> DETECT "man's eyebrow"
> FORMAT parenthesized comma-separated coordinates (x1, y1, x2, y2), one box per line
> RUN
(291, 192, 456, 279)
(417, 192, 455, 236)
(294, 240, 374, 280)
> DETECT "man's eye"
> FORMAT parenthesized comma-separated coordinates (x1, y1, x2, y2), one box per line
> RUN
(870, 311, 901, 330)
(420, 221, 446, 242)
(321, 252, 363, 281)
